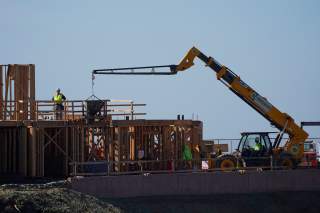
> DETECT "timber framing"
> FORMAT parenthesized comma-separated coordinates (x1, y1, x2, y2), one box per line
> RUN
(0, 64, 203, 178)
(0, 119, 202, 177)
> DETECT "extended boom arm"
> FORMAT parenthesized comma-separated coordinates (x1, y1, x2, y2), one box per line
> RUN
(92, 47, 308, 160)
(173, 47, 308, 160)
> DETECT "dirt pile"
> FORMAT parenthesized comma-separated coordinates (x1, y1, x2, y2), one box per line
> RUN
(0, 181, 120, 213)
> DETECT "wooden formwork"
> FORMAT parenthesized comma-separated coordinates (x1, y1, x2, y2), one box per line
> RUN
(0, 119, 202, 177)
(0, 121, 91, 177)
(106, 120, 203, 172)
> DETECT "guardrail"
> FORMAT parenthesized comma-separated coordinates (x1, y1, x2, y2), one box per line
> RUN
(69, 156, 320, 177)
(0, 99, 146, 121)
(208, 137, 320, 153)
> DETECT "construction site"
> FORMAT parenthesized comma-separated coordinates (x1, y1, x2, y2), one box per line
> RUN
(1, 52, 320, 211)
(1, 2, 320, 212)
(0, 64, 206, 178)
(1, 47, 319, 182)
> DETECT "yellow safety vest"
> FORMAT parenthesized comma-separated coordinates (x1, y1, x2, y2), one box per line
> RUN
(53, 94, 63, 104)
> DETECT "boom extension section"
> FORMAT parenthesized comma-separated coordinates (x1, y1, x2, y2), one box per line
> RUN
(92, 65, 177, 75)
(92, 47, 308, 160)
(173, 47, 308, 160)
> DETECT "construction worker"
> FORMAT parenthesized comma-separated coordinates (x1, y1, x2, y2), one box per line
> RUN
(137, 144, 145, 172)
(52, 88, 66, 119)
(183, 143, 193, 169)
(254, 137, 262, 152)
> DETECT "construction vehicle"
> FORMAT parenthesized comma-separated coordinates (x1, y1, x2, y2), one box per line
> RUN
(299, 122, 320, 167)
(299, 140, 318, 168)
(92, 47, 309, 169)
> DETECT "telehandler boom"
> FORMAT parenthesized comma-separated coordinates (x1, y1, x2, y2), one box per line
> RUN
(92, 47, 309, 167)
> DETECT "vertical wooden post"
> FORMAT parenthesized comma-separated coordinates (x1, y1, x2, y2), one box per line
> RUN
(9, 70, 13, 120)
(14, 65, 18, 120)
(72, 102, 74, 120)
(82, 127, 86, 162)
(12, 128, 16, 174)
(65, 127, 69, 176)
(20, 65, 25, 120)
(130, 101, 134, 120)
(19, 127, 28, 176)
(22, 65, 28, 120)
(29, 64, 35, 120)
(114, 127, 120, 172)
(8, 128, 12, 173)
(39, 128, 45, 177)
(37, 127, 41, 176)
(4, 65, 10, 120)
(30, 127, 37, 177)
(129, 126, 135, 160)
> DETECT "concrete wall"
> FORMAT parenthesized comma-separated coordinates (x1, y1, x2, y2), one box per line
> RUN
(71, 169, 320, 198)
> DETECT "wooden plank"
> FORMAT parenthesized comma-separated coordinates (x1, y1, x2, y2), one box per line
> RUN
(8, 128, 12, 173)
(20, 65, 26, 120)
(111, 119, 198, 127)
(9, 71, 13, 120)
(15, 65, 19, 119)
(23, 65, 29, 120)
(40, 128, 45, 177)
(18, 65, 22, 120)
(4, 65, 10, 120)
(19, 65, 25, 120)
(65, 127, 68, 176)
(13, 65, 17, 120)
(12, 128, 16, 174)
(19, 127, 28, 176)
(0, 120, 24, 126)
(29, 64, 35, 120)
(30, 127, 37, 177)
(35, 127, 40, 176)
(129, 126, 135, 160)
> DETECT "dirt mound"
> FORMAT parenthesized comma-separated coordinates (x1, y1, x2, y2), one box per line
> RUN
(0, 182, 120, 213)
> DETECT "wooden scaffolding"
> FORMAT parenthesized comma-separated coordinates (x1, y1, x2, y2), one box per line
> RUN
(0, 64, 203, 178)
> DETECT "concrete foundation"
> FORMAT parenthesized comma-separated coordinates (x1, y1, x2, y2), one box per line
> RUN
(71, 169, 320, 198)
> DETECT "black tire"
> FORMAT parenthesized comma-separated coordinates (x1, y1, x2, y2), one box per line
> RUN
(278, 154, 297, 169)
(216, 155, 238, 171)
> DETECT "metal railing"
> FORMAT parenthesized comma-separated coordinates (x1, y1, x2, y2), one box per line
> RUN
(69, 137, 320, 176)
(0, 99, 146, 121)
(209, 137, 320, 153)
(69, 155, 319, 177)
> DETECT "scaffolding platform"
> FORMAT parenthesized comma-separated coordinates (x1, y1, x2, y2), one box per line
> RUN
(0, 64, 203, 178)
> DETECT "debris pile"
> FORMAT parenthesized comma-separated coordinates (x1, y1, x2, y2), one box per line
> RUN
(0, 181, 120, 213)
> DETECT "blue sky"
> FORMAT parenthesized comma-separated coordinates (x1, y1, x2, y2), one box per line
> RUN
(1, 0, 320, 138)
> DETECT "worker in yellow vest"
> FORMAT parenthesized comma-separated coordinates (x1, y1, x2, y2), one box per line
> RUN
(52, 88, 66, 119)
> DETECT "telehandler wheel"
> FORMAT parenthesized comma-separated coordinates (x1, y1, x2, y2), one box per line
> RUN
(278, 156, 296, 169)
(217, 155, 237, 172)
